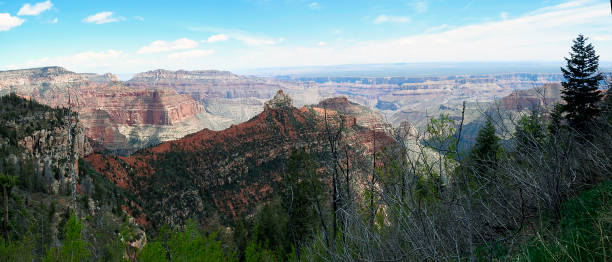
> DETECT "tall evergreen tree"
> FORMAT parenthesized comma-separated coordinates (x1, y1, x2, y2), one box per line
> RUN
(560, 34, 603, 131)
(470, 117, 501, 175)
(601, 81, 612, 122)
(548, 103, 565, 135)
(280, 150, 324, 258)
(0, 173, 17, 241)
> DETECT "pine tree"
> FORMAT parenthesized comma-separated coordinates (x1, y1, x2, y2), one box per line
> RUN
(515, 110, 546, 150)
(279, 150, 324, 258)
(560, 34, 604, 131)
(600, 81, 612, 123)
(0, 173, 17, 241)
(548, 103, 565, 135)
(44, 214, 90, 262)
(470, 117, 501, 175)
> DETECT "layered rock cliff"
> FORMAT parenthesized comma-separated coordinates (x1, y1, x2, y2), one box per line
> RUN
(0, 67, 213, 154)
(498, 83, 563, 110)
(128, 69, 324, 125)
(0, 94, 92, 194)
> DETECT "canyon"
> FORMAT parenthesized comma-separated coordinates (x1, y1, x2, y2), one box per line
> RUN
(0, 66, 565, 155)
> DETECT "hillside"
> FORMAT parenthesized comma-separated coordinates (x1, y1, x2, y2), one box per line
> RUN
(85, 90, 393, 227)
(0, 94, 145, 260)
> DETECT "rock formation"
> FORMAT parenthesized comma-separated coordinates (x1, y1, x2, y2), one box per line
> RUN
(498, 83, 563, 110)
(264, 90, 293, 110)
(0, 67, 213, 154)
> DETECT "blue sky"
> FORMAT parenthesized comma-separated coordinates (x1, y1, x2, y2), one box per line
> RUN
(1, 0, 610, 74)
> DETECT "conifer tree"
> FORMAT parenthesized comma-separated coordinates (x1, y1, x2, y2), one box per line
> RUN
(560, 34, 603, 131)
(549, 103, 565, 135)
(0, 173, 17, 241)
(44, 214, 90, 262)
(601, 81, 612, 123)
(470, 117, 501, 175)
(515, 110, 546, 150)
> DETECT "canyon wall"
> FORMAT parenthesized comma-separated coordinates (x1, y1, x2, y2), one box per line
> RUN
(0, 67, 216, 154)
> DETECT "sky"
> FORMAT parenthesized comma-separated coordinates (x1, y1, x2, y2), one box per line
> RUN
(0, 0, 611, 75)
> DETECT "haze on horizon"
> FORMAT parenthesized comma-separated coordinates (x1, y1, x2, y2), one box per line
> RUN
(1, 0, 611, 75)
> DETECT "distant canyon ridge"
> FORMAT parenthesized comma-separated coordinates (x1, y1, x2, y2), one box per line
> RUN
(0, 66, 564, 154)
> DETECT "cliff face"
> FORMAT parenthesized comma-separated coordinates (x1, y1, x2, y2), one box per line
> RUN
(0, 94, 147, 257)
(0, 67, 208, 154)
(75, 86, 203, 126)
(128, 69, 324, 125)
(18, 117, 93, 194)
(0, 94, 92, 194)
(498, 83, 563, 110)
(85, 91, 394, 227)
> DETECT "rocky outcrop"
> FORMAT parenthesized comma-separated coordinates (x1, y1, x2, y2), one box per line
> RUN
(498, 83, 563, 110)
(0, 95, 93, 194)
(264, 90, 293, 110)
(18, 118, 93, 194)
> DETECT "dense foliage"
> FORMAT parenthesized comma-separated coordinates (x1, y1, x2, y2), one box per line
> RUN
(560, 34, 604, 132)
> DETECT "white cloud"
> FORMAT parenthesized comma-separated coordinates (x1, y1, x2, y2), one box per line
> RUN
(593, 35, 612, 41)
(51, 17, 57, 24)
(317, 41, 326, 46)
(206, 34, 229, 43)
(234, 34, 279, 46)
(138, 38, 199, 54)
(374, 15, 410, 24)
(500, 12, 509, 20)
(17, 0, 52, 16)
(0, 13, 25, 31)
(425, 24, 448, 32)
(168, 49, 214, 59)
(83, 12, 122, 24)
(309, 2, 320, 10)
(7, 49, 126, 71)
(412, 1, 428, 13)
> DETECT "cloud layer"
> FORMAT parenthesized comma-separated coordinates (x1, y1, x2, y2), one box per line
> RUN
(138, 38, 199, 54)
(0, 13, 25, 31)
(168, 49, 214, 59)
(18, 0, 53, 16)
(83, 12, 122, 24)
(205, 34, 228, 43)
(374, 15, 410, 24)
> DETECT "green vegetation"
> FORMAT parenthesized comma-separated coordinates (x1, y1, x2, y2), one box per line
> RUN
(560, 34, 604, 132)
(139, 220, 234, 262)
(0, 93, 68, 145)
(43, 214, 90, 262)
(517, 182, 612, 261)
